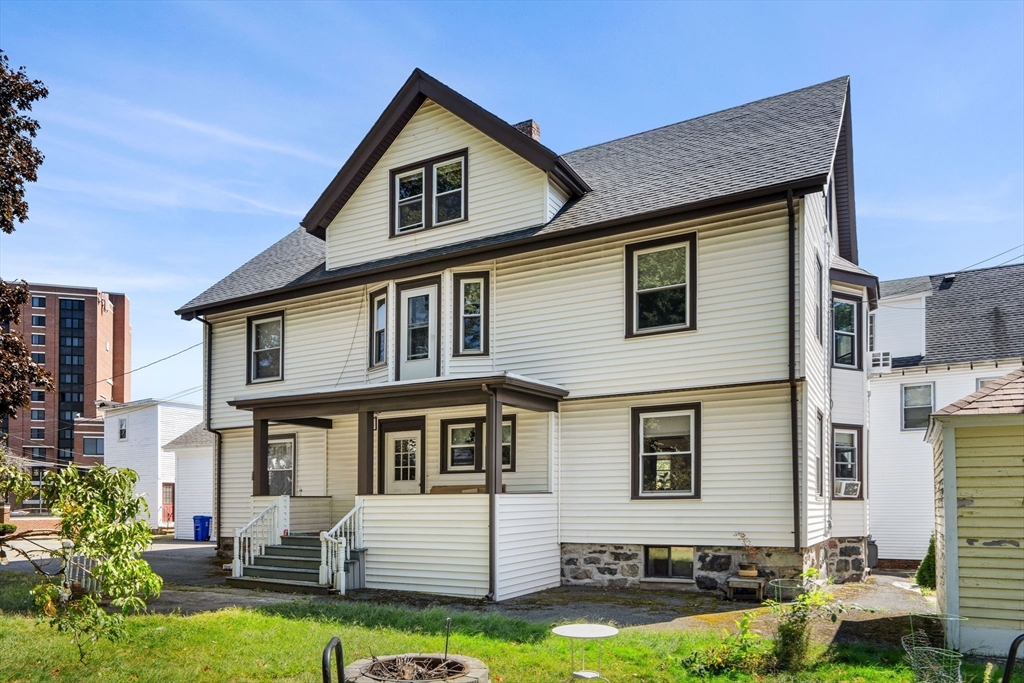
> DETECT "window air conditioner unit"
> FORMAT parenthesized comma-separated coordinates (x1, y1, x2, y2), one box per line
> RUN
(870, 351, 892, 374)
(834, 479, 861, 498)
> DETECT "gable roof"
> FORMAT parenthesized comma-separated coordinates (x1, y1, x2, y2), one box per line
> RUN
(885, 263, 1024, 368)
(301, 69, 590, 239)
(934, 367, 1024, 416)
(162, 422, 216, 451)
(178, 74, 853, 319)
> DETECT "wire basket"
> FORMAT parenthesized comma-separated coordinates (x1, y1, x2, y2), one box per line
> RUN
(902, 614, 966, 683)
(767, 577, 810, 602)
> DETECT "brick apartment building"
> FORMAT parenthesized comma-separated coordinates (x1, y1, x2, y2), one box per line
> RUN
(2, 283, 131, 507)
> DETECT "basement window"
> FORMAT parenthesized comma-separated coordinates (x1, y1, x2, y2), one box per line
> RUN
(644, 546, 694, 580)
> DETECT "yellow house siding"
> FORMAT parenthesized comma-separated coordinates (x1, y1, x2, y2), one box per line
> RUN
(955, 424, 1024, 631)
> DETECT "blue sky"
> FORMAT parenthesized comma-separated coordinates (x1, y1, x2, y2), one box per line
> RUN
(0, 1, 1021, 401)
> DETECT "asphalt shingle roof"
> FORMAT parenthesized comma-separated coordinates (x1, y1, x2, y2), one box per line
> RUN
(935, 367, 1024, 416)
(162, 423, 215, 451)
(178, 77, 850, 315)
(885, 263, 1024, 368)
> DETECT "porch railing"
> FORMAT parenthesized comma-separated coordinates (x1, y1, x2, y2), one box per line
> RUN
(232, 499, 284, 578)
(64, 554, 102, 594)
(319, 500, 364, 594)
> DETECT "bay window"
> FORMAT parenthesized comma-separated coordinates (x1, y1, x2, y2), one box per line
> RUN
(833, 295, 860, 369)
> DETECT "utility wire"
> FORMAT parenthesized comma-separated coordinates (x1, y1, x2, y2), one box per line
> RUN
(82, 341, 202, 387)
(956, 243, 1024, 273)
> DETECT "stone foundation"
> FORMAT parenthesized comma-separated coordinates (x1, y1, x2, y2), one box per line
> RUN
(561, 538, 869, 592)
(216, 537, 234, 559)
(560, 543, 643, 587)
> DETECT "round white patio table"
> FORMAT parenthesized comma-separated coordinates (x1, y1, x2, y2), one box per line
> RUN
(551, 623, 619, 681)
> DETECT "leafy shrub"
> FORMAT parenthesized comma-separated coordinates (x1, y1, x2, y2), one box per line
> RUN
(0, 522, 15, 536)
(682, 611, 772, 676)
(766, 569, 854, 672)
(916, 534, 936, 590)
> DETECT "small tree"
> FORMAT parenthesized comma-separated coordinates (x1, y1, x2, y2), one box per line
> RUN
(916, 534, 937, 590)
(0, 450, 162, 661)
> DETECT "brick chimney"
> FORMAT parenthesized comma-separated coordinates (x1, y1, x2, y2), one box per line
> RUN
(513, 119, 540, 142)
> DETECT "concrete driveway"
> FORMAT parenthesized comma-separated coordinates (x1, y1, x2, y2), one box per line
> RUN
(0, 537, 224, 587)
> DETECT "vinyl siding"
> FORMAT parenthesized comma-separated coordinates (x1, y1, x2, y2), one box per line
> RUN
(360, 494, 489, 597)
(325, 100, 548, 271)
(802, 191, 831, 546)
(954, 424, 1024, 631)
(869, 361, 1023, 560)
(104, 405, 161, 529)
(873, 293, 928, 359)
(172, 446, 215, 541)
(546, 178, 570, 221)
(559, 385, 798, 547)
(494, 203, 795, 396)
(495, 493, 560, 600)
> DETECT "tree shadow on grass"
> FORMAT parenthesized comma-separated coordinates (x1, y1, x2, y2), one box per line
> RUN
(257, 600, 552, 644)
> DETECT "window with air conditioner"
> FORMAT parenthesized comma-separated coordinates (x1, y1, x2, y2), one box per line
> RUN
(832, 426, 862, 499)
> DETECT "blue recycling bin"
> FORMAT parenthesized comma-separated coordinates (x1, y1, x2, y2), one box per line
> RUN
(193, 515, 212, 542)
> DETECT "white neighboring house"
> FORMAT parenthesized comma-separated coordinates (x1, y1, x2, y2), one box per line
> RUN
(176, 70, 877, 598)
(868, 264, 1024, 562)
(162, 423, 216, 541)
(101, 400, 203, 531)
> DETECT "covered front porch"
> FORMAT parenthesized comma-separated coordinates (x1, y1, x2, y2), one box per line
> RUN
(227, 373, 567, 600)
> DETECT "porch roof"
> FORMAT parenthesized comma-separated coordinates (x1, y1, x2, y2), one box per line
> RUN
(228, 372, 569, 422)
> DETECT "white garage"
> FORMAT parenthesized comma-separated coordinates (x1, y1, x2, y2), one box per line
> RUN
(162, 423, 216, 541)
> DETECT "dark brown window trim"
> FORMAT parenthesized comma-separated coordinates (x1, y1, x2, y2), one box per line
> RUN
(393, 276, 442, 381)
(256, 432, 295, 497)
(816, 409, 825, 498)
(815, 254, 824, 344)
(439, 414, 516, 473)
(452, 271, 490, 357)
(624, 232, 698, 339)
(831, 292, 862, 371)
(831, 423, 864, 500)
(368, 286, 388, 369)
(388, 149, 469, 239)
(245, 310, 285, 385)
(630, 402, 702, 500)
(376, 416, 427, 495)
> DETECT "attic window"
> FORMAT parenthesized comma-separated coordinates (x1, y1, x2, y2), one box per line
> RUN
(390, 150, 468, 237)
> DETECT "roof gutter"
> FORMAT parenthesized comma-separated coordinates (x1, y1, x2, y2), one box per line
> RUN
(177, 175, 828, 320)
(787, 190, 802, 554)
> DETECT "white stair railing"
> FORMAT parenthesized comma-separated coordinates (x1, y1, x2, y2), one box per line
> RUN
(319, 500, 364, 593)
(232, 501, 282, 578)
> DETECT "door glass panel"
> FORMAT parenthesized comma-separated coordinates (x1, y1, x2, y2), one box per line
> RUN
(393, 437, 417, 481)
(407, 294, 430, 360)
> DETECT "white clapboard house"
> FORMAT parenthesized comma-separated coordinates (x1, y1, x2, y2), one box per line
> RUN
(176, 70, 877, 598)
(101, 399, 203, 531)
(867, 264, 1024, 563)
(162, 423, 216, 541)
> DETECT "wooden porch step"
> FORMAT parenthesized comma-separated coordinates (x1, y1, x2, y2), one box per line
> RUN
(265, 544, 321, 559)
(280, 534, 321, 548)
(226, 576, 330, 595)
(243, 565, 320, 582)
(253, 554, 321, 570)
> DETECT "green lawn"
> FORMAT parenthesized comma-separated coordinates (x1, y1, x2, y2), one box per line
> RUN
(0, 573, 1017, 682)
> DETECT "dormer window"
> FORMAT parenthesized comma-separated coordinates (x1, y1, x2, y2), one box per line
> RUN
(390, 150, 468, 237)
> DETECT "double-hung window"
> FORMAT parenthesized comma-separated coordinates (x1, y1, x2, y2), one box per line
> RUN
(370, 288, 387, 367)
(30, 428, 45, 440)
(390, 151, 467, 236)
(832, 425, 863, 498)
(901, 383, 934, 430)
(833, 295, 860, 369)
(632, 404, 701, 498)
(440, 416, 515, 473)
(248, 313, 284, 383)
(267, 437, 294, 496)
(118, 418, 128, 440)
(626, 233, 696, 336)
(453, 272, 488, 355)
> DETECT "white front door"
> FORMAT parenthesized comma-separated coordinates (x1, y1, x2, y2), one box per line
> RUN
(384, 430, 421, 495)
(399, 284, 437, 380)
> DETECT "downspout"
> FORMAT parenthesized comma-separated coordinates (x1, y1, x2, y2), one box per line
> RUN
(197, 315, 223, 550)
(483, 383, 497, 602)
(787, 190, 801, 553)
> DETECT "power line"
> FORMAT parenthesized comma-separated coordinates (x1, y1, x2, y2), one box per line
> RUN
(957, 243, 1024, 273)
(989, 253, 1024, 269)
(83, 341, 202, 387)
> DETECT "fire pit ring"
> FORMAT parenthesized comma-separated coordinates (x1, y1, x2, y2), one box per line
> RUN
(344, 653, 488, 683)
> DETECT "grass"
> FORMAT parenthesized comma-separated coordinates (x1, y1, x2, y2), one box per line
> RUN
(0, 573, 1020, 682)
